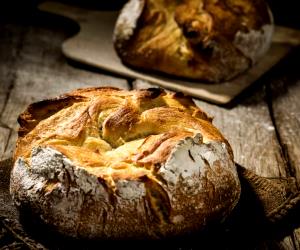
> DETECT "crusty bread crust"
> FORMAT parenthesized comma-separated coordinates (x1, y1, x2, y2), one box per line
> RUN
(10, 87, 240, 239)
(113, 0, 273, 82)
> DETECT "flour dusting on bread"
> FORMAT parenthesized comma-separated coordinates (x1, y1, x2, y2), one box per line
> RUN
(113, 0, 145, 49)
(234, 24, 274, 64)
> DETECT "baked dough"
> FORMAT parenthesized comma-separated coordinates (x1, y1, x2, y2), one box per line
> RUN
(10, 87, 240, 239)
(113, 0, 273, 82)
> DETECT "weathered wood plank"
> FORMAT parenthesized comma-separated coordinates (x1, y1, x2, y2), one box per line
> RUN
(0, 14, 129, 160)
(0, 126, 10, 157)
(270, 78, 300, 184)
(0, 158, 17, 220)
(134, 79, 295, 249)
(0, 23, 26, 114)
(269, 51, 300, 248)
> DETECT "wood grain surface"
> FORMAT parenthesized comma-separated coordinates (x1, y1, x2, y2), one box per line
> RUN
(270, 70, 300, 185)
(0, 3, 300, 249)
(268, 50, 300, 249)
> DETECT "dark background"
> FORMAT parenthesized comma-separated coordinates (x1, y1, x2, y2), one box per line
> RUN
(0, 0, 300, 29)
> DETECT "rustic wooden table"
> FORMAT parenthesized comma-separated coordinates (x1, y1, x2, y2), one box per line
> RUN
(1, 2, 300, 249)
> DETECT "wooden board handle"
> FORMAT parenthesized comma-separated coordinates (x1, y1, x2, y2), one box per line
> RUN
(38, 1, 90, 23)
(273, 26, 300, 46)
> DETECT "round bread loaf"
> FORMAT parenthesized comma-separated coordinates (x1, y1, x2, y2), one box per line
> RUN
(113, 0, 274, 82)
(10, 87, 240, 239)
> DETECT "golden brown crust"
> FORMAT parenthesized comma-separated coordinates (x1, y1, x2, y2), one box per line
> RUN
(11, 87, 240, 239)
(14, 87, 219, 166)
(114, 0, 273, 82)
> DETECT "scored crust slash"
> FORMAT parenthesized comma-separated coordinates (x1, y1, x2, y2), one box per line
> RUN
(9, 87, 300, 240)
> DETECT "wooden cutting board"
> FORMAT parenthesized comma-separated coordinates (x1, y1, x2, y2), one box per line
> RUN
(38, 1, 300, 104)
